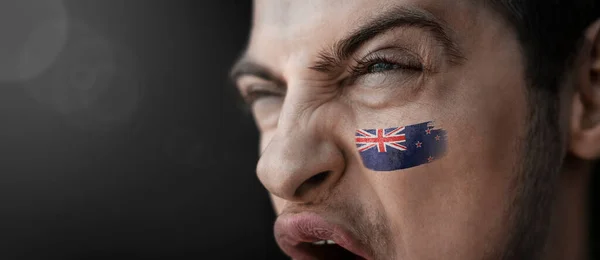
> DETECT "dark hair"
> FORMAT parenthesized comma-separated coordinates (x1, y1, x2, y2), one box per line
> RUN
(488, 1, 600, 257)
(488, 0, 599, 92)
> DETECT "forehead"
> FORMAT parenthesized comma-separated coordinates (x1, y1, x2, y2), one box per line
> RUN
(248, 0, 482, 66)
(253, 0, 355, 26)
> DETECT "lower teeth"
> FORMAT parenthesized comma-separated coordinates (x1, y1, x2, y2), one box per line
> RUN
(312, 240, 336, 245)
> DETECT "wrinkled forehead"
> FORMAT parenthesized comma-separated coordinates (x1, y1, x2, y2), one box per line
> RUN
(253, 0, 357, 27)
(250, 0, 369, 63)
(248, 0, 478, 69)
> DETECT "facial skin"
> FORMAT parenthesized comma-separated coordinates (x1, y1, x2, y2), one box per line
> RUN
(231, 0, 600, 259)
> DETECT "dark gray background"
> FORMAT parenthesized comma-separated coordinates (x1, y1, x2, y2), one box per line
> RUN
(0, 1, 597, 260)
(0, 1, 284, 259)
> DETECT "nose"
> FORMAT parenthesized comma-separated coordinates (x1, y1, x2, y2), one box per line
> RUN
(256, 104, 345, 203)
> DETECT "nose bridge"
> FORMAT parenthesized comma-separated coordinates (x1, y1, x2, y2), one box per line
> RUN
(276, 80, 318, 133)
(256, 81, 344, 202)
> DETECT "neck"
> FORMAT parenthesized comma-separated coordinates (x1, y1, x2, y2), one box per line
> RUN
(543, 160, 590, 260)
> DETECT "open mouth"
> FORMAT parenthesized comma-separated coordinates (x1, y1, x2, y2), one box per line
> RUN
(274, 212, 372, 260)
(295, 239, 366, 259)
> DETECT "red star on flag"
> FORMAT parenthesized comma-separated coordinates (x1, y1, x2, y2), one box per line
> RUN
(428, 156, 434, 162)
(425, 128, 432, 135)
(435, 135, 441, 141)
(415, 141, 422, 148)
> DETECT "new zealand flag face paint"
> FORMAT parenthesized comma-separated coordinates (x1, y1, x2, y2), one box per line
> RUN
(355, 121, 447, 171)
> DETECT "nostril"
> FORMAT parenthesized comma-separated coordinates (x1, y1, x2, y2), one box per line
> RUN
(294, 171, 331, 197)
(305, 171, 330, 185)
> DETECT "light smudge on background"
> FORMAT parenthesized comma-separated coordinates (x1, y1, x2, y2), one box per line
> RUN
(0, 0, 68, 82)
(24, 20, 143, 133)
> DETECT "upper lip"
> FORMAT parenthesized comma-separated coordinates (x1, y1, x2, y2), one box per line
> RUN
(274, 212, 372, 260)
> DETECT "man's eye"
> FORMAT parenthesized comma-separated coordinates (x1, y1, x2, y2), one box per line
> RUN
(367, 62, 400, 73)
(242, 84, 285, 107)
(349, 55, 423, 78)
(243, 86, 284, 130)
(245, 89, 277, 104)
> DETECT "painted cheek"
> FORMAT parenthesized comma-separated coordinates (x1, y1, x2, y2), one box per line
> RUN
(355, 121, 447, 171)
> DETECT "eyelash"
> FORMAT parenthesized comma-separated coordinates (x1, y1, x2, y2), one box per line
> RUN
(242, 53, 424, 105)
(348, 53, 424, 77)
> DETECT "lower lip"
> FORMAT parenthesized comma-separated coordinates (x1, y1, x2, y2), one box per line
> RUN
(274, 212, 370, 259)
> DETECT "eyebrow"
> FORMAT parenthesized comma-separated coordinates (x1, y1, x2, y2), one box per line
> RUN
(229, 58, 285, 86)
(311, 6, 465, 73)
(229, 5, 465, 82)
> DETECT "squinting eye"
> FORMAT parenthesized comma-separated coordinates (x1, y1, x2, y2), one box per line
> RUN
(241, 83, 285, 107)
(245, 89, 279, 105)
(367, 62, 400, 73)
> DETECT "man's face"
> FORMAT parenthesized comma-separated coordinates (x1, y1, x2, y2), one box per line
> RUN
(233, 0, 558, 259)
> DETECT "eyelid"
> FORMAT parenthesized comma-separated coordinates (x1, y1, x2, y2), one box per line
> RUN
(241, 82, 286, 105)
(359, 46, 421, 59)
(348, 47, 425, 75)
(238, 75, 284, 93)
(247, 83, 285, 96)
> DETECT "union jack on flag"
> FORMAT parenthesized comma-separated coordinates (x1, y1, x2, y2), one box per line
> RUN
(355, 127, 407, 153)
(355, 121, 447, 171)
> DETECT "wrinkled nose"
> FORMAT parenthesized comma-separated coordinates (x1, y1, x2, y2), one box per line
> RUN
(256, 105, 346, 203)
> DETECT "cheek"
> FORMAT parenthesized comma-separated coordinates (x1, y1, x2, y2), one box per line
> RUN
(261, 131, 283, 213)
(364, 64, 528, 258)
(259, 131, 275, 154)
(270, 195, 286, 214)
(368, 110, 526, 259)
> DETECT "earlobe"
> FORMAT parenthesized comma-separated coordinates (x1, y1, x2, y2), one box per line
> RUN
(569, 92, 600, 159)
(569, 19, 600, 160)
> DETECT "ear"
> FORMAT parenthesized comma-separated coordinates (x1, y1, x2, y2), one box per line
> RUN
(570, 19, 600, 160)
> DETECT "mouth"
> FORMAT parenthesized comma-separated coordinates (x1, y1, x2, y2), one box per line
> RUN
(274, 212, 372, 260)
